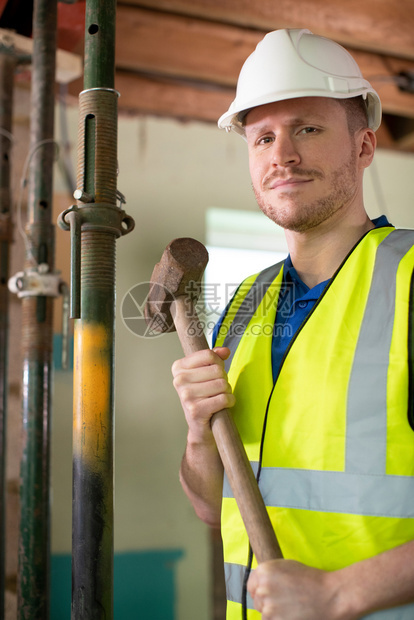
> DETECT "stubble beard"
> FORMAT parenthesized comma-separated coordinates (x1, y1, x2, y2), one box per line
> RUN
(253, 146, 358, 234)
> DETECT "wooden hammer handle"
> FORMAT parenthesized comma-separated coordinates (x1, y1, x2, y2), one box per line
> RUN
(172, 296, 283, 563)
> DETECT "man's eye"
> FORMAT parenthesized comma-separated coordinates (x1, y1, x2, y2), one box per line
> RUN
(258, 136, 274, 145)
(301, 127, 318, 134)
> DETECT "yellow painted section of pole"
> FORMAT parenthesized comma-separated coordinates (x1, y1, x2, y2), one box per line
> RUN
(73, 321, 112, 466)
(72, 314, 114, 617)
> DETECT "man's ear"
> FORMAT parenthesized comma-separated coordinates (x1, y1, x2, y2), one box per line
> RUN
(358, 128, 376, 170)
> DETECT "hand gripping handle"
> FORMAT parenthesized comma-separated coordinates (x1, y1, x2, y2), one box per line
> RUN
(172, 296, 283, 563)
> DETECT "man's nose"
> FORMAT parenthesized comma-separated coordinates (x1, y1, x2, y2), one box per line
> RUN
(270, 135, 301, 167)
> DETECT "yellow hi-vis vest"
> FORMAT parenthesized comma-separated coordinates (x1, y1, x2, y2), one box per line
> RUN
(214, 227, 414, 620)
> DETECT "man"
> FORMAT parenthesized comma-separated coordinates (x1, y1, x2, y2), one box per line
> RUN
(172, 29, 414, 619)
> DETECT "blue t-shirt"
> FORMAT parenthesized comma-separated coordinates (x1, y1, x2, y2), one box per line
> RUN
(271, 256, 330, 380)
(212, 216, 391, 381)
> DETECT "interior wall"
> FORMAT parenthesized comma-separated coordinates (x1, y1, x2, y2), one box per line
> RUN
(7, 84, 414, 619)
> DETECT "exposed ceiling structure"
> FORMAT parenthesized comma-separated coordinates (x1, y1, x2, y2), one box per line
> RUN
(4, 0, 414, 152)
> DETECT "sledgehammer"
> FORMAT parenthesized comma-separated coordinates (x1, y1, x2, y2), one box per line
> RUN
(146, 237, 282, 563)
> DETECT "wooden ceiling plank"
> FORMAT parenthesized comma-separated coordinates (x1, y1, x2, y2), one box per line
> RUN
(115, 5, 259, 86)
(119, 0, 414, 60)
(115, 70, 233, 122)
(114, 70, 412, 152)
(349, 50, 414, 120)
(115, 7, 414, 121)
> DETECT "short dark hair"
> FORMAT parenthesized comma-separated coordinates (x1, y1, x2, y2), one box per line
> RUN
(336, 96, 369, 135)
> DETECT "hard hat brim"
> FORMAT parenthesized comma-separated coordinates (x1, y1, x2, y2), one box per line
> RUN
(218, 91, 381, 135)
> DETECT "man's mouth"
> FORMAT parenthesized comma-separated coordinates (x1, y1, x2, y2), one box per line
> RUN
(268, 177, 313, 190)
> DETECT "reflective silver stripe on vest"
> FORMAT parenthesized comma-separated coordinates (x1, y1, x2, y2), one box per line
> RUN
(346, 229, 414, 475)
(224, 464, 414, 517)
(224, 561, 414, 619)
(222, 261, 284, 373)
(223, 462, 259, 498)
(224, 562, 254, 610)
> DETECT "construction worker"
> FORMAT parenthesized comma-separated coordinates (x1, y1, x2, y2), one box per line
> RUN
(172, 29, 414, 619)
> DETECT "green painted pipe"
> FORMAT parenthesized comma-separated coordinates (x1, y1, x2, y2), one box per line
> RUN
(0, 50, 15, 620)
(67, 0, 134, 618)
(83, 0, 116, 90)
(17, 0, 57, 617)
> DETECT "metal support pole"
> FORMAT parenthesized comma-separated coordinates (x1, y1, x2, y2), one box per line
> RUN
(17, 0, 57, 617)
(0, 50, 15, 620)
(58, 0, 134, 617)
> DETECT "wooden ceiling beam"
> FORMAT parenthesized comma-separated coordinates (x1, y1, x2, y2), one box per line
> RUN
(119, 0, 414, 60)
(114, 70, 414, 152)
(115, 70, 233, 123)
(115, 5, 258, 86)
(115, 6, 414, 121)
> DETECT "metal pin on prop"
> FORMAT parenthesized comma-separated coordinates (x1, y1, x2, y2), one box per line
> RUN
(146, 237, 282, 564)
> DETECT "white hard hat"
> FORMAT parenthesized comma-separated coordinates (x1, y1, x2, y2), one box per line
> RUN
(218, 29, 381, 135)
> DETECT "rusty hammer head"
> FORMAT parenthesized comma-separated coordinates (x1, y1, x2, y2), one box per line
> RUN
(145, 237, 209, 334)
